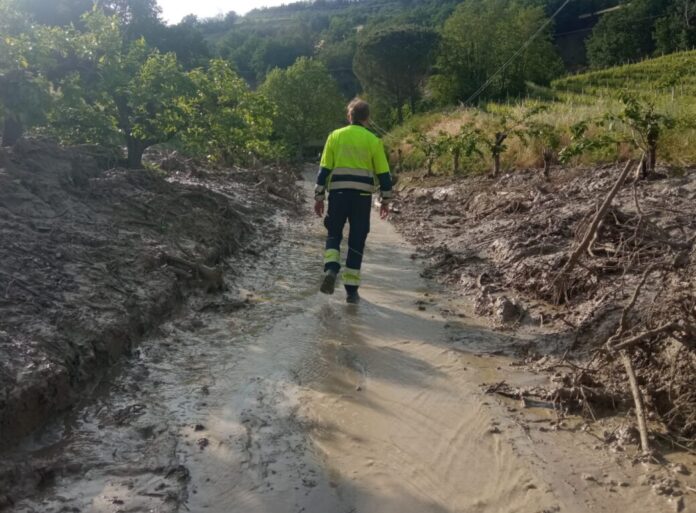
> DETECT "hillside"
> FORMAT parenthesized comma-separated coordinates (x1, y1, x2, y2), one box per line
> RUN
(554, 49, 696, 96)
(196, 0, 618, 92)
(386, 50, 696, 175)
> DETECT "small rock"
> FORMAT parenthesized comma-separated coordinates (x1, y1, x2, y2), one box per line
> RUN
(197, 438, 209, 450)
(582, 473, 597, 482)
(674, 496, 685, 512)
(670, 463, 690, 475)
(194, 424, 205, 432)
(488, 426, 501, 435)
(493, 296, 522, 323)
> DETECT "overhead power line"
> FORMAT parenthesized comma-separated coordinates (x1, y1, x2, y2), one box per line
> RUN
(463, 0, 574, 106)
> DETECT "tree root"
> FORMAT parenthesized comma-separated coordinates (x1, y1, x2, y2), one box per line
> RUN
(160, 252, 224, 292)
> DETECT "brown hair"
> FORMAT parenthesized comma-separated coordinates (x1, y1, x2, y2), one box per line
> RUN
(347, 98, 370, 124)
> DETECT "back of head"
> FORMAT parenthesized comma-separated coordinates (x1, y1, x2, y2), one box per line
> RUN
(347, 98, 370, 124)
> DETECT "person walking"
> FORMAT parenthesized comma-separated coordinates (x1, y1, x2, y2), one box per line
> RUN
(314, 98, 393, 304)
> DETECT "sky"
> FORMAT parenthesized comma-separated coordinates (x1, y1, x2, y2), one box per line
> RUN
(157, 0, 290, 24)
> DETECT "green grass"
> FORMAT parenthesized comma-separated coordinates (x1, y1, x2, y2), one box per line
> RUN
(388, 50, 696, 176)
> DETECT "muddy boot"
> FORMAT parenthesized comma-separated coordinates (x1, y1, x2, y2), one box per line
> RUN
(320, 269, 338, 295)
(346, 288, 360, 304)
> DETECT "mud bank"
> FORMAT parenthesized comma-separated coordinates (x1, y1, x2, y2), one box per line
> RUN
(0, 139, 301, 448)
(391, 166, 696, 441)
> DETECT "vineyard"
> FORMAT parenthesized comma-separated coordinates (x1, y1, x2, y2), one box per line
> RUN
(388, 50, 696, 176)
(553, 50, 696, 97)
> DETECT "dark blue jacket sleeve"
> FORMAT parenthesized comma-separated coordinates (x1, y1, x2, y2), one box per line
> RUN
(378, 173, 393, 200)
(315, 167, 332, 199)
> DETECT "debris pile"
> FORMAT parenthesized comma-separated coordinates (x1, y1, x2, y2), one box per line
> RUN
(393, 164, 696, 445)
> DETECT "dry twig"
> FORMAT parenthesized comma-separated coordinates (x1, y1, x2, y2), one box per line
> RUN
(551, 159, 637, 303)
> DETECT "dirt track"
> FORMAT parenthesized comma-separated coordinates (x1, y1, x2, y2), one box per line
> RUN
(2, 170, 694, 512)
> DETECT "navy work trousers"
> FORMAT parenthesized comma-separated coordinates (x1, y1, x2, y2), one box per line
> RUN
(324, 190, 372, 291)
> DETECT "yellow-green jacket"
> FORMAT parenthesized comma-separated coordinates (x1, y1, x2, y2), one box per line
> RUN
(315, 124, 393, 200)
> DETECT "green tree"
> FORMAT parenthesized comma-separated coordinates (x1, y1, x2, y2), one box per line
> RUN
(250, 36, 314, 81)
(14, 0, 93, 26)
(260, 57, 344, 158)
(317, 38, 361, 99)
(430, 0, 563, 105)
(0, 0, 61, 145)
(180, 59, 274, 165)
(49, 11, 192, 168)
(353, 25, 438, 123)
(586, 0, 669, 68)
(654, 0, 696, 54)
(97, 0, 161, 25)
(153, 22, 211, 70)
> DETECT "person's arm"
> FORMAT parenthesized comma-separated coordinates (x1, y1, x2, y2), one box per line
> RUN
(373, 140, 393, 218)
(315, 133, 334, 216)
(315, 167, 331, 201)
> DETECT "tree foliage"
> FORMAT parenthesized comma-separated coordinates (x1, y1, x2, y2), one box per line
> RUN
(260, 57, 344, 157)
(430, 0, 563, 105)
(586, 0, 668, 68)
(47, 11, 192, 168)
(180, 59, 275, 165)
(0, 0, 61, 145)
(353, 25, 438, 123)
(654, 0, 696, 54)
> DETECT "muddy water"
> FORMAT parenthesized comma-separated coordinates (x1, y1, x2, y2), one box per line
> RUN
(4, 176, 682, 512)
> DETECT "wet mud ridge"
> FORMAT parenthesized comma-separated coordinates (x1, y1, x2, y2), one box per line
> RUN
(0, 139, 302, 448)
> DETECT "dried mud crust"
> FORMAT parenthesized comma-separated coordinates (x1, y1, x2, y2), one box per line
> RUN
(0, 139, 302, 446)
(391, 166, 696, 441)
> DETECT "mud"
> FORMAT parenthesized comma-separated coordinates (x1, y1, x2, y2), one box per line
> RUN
(390, 165, 696, 442)
(2, 171, 695, 512)
(0, 139, 301, 447)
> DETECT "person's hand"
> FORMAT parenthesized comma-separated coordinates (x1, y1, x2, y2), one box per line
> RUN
(380, 202, 390, 219)
(314, 199, 325, 217)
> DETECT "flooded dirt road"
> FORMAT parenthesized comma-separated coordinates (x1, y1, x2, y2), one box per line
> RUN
(4, 175, 687, 512)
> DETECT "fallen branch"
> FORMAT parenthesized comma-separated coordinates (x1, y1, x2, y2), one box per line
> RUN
(620, 350, 651, 455)
(611, 322, 679, 352)
(604, 261, 665, 455)
(550, 159, 637, 302)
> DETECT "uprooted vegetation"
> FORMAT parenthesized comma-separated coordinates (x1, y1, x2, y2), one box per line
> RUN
(0, 139, 302, 446)
(392, 163, 696, 450)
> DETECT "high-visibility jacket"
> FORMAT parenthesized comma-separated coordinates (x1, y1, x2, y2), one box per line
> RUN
(315, 124, 393, 201)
